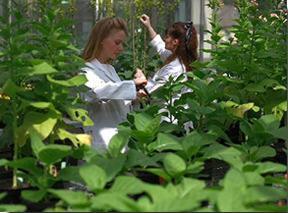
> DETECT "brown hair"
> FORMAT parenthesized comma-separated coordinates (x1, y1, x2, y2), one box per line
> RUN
(165, 22, 198, 71)
(82, 17, 128, 62)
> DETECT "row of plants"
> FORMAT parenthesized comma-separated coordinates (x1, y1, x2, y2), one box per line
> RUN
(0, 0, 287, 212)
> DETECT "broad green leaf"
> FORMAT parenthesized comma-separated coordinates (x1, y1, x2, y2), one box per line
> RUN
(151, 194, 202, 212)
(21, 189, 46, 203)
(48, 189, 89, 207)
(251, 146, 276, 161)
(137, 196, 153, 211)
(30, 116, 57, 140)
(163, 153, 186, 177)
(243, 186, 287, 204)
(217, 168, 248, 212)
(143, 183, 204, 212)
(257, 114, 280, 131)
(208, 147, 243, 170)
(0, 205, 26, 212)
(186, 161, 204, 174)
(7, 157, 42, 176)
(202, 143, 228, 158)
(90, 192, 141, 212)
(38, 144, 72, 165)
(134, 113, 161, 135)
(126, 149, 160, 168)
(110, 176, 145, 195)
(90, 155, 126, 182)
(217, 187, 248, 212)
(58, 166, 83, 183)
(174, 178, 206, 197)
(47, 74, 87, 87)
(182, 131, 215, 158)
(271, 127, 288, 140)
(131, 130, 155, 142)
(79, 164, 107, 191)
(28, 101, 54, 109)
(243, 172, 265, 186)
(255, 162, 286, 174)
(29, 128, 45, 158)
(16, 111, 58, 146)
(223, 168, 246, 189)
(30, 62, 57, 75)
(148, 133, 183, 152)
(108, 132, 129, 158)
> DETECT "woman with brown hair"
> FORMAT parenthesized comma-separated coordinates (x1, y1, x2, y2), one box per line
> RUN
(81, 17, 147, 151)
(138, 14, 198, 94)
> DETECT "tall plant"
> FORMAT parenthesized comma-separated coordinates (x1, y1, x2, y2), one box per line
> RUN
(0, 0, 93, 188)
(206, 0, 287, 120)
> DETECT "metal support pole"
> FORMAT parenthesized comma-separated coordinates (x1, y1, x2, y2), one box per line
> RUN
(199, 0, 205, 61)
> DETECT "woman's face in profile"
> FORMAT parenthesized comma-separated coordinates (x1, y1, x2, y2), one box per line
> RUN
(164, 34, 179, 52)
(100, 29, 126, 62)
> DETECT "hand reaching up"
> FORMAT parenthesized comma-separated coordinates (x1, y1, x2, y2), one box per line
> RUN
(140, 14, 151, 28)
(140, 14, 157, 39)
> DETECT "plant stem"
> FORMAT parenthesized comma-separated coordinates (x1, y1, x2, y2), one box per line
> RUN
(12, 102, 18, 189)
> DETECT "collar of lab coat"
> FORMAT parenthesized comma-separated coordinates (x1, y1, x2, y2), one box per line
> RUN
(86, 59, 120, 83)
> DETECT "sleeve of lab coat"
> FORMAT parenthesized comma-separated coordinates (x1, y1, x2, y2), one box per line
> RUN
(145, 63, 180, 94)
(82, 68, 137, 101)
(150, 34, 172, 61)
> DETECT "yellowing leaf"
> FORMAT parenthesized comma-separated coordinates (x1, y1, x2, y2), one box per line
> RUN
(75, 134, 92, 146)
(233, 103, 254, 118)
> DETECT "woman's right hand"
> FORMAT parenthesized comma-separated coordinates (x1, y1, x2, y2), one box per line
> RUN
(140, 14, 151, 28)
(134, 68, 145, 79)
(134, 78, 147, 86)
(134, 68, 147, 86)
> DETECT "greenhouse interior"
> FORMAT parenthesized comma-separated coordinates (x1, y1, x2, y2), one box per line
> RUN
(0, 0, 287, 212)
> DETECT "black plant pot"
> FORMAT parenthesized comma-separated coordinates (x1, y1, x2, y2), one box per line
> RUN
(136, 171, 160, 184)
(200, 159, 230, 186)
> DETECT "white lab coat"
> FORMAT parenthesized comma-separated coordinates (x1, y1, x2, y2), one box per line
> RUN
(145, 34, 186, 93)
(81, 59, 136, 150)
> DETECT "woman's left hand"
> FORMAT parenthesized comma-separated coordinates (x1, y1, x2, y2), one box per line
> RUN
(137, 89, 147, 98)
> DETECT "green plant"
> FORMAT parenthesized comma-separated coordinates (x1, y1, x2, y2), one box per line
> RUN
(206, 0, 287, 119)
(0, 0, 92, 188)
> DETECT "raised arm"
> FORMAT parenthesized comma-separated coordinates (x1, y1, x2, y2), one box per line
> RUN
(140, 14, 157, 40)
(140, 14, 172, 61)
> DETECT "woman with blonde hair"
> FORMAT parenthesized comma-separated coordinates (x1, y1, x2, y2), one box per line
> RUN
(81, 17, 147, 150)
